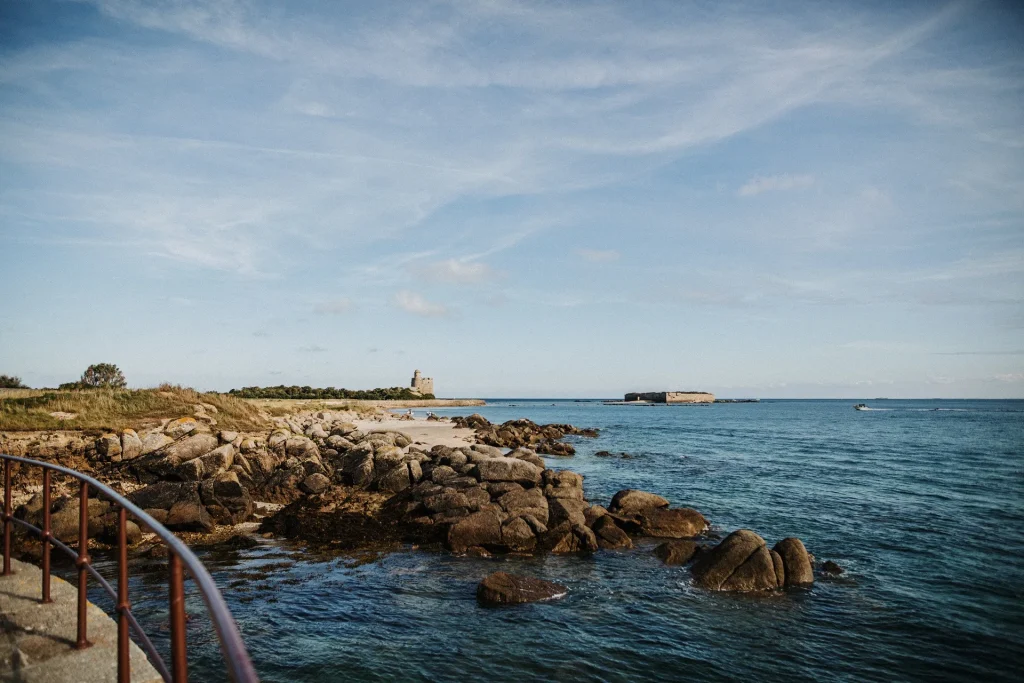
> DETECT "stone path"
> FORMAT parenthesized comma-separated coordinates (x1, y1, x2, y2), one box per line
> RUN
(0, 558, 161, 682)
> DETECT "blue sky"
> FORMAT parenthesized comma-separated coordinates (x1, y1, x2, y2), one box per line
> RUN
(1, 0, 1022, 397)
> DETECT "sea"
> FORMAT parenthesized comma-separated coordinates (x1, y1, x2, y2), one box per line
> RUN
(81, 399, 1023, 682)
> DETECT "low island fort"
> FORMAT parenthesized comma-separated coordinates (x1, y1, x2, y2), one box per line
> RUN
(624, 391, 715, 403)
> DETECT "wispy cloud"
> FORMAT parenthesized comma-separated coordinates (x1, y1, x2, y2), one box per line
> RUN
(414, 259, 497, 284)
(393, 290, 449, 317)
(298, 344, 328, 353)
(576, 249, 620, 263)
(313, 298, 355, 314)
(738, 173, 815, 197)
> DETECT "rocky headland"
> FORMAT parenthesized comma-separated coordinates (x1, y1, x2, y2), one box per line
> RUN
(0, 405, 837, 599)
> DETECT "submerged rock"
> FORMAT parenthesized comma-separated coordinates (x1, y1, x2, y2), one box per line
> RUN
(476, 572, 567, 605)
(655, 540, 700, 565)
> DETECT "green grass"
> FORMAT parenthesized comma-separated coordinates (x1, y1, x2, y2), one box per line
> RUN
(0, 385, 272, 433)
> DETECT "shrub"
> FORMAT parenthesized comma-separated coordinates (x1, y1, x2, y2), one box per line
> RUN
(0, 375, 26, 389)
(80, 363, 127, 389)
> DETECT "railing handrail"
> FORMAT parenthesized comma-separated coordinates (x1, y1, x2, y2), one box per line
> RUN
(0, 453, 259, 683)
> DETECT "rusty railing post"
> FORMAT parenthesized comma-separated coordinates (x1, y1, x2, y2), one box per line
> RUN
(76, 480, 91, 649)
(3, 460, 10, 576)
(169, 553, 188, 682)
(41, 468, 52, 603)
(117, 506, 130, 683)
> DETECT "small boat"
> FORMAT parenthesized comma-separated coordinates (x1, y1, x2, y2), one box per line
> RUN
(854, 403, 868, 411)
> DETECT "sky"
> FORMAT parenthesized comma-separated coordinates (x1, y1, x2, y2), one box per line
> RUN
(1, 0, 1022, 398)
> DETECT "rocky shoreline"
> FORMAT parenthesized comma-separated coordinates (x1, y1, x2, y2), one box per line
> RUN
(0, 406, 838, 600)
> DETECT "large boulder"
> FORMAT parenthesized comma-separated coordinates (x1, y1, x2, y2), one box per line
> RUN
(476, 572, 567, 605)
(772, 537, 814, 586)
(500, 516, 538, 551)
(542, 523, 599, 553)
(691, 530, 783, 591)
(164, 417, 200, 439)
(497, 488, 549, 525)
(547, 498, 587, 528)
(639, 508, 708, 538)
(608, 489, 669, 515)
(542, 470, 584, 500)
(164, 433, 219, 463)
(120, 430, 143, 460)
(447, 509, 504, 553)
(197, 445, 235, 478)
(132, 481, 213, 531)
(96, 434, 122, 461)
(199, 472, 253, 525)
(591, 515, 632, 549)
(141, 432, 173, 456)
(473, 458, 542, 487)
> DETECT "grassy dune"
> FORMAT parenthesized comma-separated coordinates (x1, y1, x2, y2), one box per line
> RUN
(0, 385, 271, 433)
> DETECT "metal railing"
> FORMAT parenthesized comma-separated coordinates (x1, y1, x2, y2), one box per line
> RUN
(0, 454, 259, 682)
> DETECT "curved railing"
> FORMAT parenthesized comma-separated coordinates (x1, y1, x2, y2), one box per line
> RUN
(0, 454, 259, 682)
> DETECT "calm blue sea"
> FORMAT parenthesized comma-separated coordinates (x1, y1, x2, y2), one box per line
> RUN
(85, 399, 1024, 681)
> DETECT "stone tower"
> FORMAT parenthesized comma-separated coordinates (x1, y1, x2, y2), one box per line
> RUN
(411, 369, 434, 396)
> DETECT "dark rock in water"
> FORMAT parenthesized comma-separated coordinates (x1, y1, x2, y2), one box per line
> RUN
(773, 537, 814, 586)
(447, 509, 504, 553)
(497, 487, 549, 525)
(476, 572, 567, 605)
(821, 560, 844, 575)
(547, 498, 587, 528)
(541, 522, 599, 553)
(655, 540, 699, 565)
(592, 515, 632, 549)
(691, 529, 786, 591)
(537, 441, 575, 457)
(608, 489, 669, 515)
(639, 508, 708, 538)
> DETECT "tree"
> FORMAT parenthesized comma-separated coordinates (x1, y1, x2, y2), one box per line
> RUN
(80, 363, 127, 389)
(0, 375, 26, 388)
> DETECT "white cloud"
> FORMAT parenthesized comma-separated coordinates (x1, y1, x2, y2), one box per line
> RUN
(393, 290, 449, 317)
(414, 259, 496, 284)
(576, 249, 620, 263)
(313, 298, 355, 314)
(738, 173, 815, 197)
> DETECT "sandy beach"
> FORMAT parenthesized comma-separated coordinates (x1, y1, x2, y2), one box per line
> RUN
(352, 416, 478, 449)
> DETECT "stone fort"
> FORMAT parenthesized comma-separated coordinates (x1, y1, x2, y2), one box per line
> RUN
(411, 369, 434, 396)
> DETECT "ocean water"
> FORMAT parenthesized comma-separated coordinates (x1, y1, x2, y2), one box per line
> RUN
(81, 399, 1023, 681)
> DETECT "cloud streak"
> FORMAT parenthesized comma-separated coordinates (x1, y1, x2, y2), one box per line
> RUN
(738, 173, 815, 197)
(393, 290, 449, 317)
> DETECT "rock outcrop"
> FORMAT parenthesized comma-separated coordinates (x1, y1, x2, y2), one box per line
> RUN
(691, 529, 814, 592)
(476, 572, 567, 605)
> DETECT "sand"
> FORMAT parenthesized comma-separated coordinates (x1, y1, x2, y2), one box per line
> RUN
(352, 416, 478, 449)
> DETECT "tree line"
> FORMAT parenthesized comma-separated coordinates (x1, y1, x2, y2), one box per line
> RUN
(227, 385, 434, 400)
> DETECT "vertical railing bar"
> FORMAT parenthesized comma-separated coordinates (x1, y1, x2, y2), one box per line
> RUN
(76, 480, 91, 649)
(118, 506, 130, 683)
(169, 553, 188, 682)
(41, 468, 52, 603)
(3, 460, 10, 576)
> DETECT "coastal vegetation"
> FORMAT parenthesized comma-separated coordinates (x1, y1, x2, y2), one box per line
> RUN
(0, 384, 269, 432)
(0, 375, 27, 389)
(228, 385, 433, 400)
(58, 362, 128, 390)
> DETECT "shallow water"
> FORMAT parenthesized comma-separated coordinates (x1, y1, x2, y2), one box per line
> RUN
(81, 399, 1023, 681)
